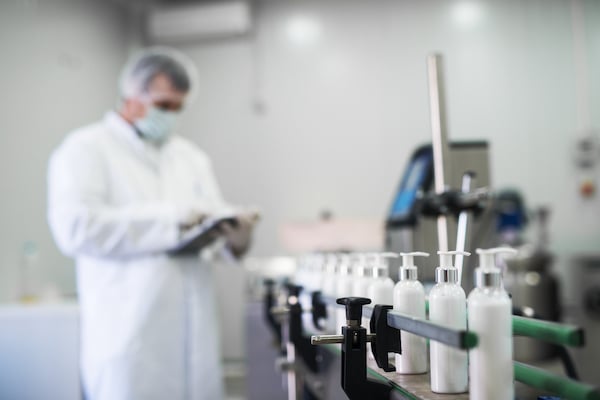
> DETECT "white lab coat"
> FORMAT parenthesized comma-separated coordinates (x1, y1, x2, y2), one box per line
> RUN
(47, 111, 228, 400)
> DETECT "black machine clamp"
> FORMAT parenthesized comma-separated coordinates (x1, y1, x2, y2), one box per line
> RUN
(311, 297, 394, 400)
(312, 298, 479, 400)
(274, 283, 322, 373)
(263, 279, 283, 349)
(311, 290, 328, 331)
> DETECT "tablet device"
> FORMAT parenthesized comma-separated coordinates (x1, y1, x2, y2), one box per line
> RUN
(168, 215, 239, 255)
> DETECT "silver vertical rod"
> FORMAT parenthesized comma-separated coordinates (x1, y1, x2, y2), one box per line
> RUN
(427, 54, 450, 251)
(455, 172, 473, 284)
(285, 341, 297, 400)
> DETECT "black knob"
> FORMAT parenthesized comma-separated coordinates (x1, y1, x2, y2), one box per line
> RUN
(337, 297, 371, 322)
(285, 283, 303, 297)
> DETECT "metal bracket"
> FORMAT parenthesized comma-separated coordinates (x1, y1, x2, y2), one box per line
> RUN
(387, 310, 478, 350)
(311, 291, 327, 331)
(370, 305, 401, 372)
(286, 284, 322, 373)
(312, 297, 393, 400)
(263, 279, 283, 350)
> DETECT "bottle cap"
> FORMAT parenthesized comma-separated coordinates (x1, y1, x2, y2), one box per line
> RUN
(436, 268, 458, 283)
(436, 250, 470, 283)
(373, 252, 397, 278)
(475, 247, 518, 288)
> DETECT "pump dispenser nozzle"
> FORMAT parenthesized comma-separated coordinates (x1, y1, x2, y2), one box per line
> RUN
(380, 252, 400, 259)
(436, 250, 470, 283)
(400, 252, 429, 268)
(398, 252, 429, 281)
(438, 250, 471, 267)
(476, 247, 517, 269)
(353, 253, 368, 276)
(474, 247, 518, 288)
(373, 252, 398, 278)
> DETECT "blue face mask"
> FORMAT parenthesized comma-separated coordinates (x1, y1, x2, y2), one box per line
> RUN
(134, 106, 179, 144)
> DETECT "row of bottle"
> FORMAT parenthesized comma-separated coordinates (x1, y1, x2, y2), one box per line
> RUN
(292, 247, 516, 400)
(294, 252, 394, 333)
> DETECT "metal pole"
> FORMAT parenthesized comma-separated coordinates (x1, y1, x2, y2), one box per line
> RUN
(427, 54, 450, 252)
(285, 340, 298, 400)
(455, 172, 474, 284)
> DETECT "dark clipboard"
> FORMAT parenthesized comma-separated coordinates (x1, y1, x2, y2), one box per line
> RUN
(168, 215, 239, 255)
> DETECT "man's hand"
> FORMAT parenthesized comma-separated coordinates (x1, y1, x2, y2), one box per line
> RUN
(221, 212, 259, 258)
(177, 208, 208, 232)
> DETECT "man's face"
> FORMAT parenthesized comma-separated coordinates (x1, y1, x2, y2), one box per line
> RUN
(125, 73, 188, 120)
(142, 73, 188, 113)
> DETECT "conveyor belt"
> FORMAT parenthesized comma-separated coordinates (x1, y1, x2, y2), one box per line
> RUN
(311, 340, 469, 400)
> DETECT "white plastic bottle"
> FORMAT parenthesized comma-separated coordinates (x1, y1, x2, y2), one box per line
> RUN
(429, 250, 470, 394)
(468, 247, 517, 400)
(321, 253, 339, 333)
(393, 251, 429, 374)
(304, 253, 322, 293)
(300, 253, 323, 331)
(351, 253, 373, 298)
(335, 254, 354, 332)
(19, 241, 40, 302)
(309, 253, 328, 330)
(367, 252, 396, 305)
(311, 253, 327, 294)
(294, 254, 312, 329)
(352, 253, 378, 332)
(367, 252, 397, 361)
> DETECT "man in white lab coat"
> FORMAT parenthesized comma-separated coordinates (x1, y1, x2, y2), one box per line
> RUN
(47, 47, 254, 400)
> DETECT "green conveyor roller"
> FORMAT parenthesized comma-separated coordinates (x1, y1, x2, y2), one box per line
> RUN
(514, 362, 600, 400)
(512, 315, 585, 347)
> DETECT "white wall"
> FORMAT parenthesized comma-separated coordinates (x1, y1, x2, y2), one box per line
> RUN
(176, 0, 600, 261)
(0, 0, 132, 300)
(588, 0, 600, 131)
(1, 0, 599, 301)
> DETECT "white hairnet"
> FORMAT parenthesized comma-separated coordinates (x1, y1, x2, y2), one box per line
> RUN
(118, 46, 198, 101)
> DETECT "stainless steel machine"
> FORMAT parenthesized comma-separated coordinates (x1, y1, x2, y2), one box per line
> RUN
(385, 141, 495, 291)
(383, 55, 496, 293)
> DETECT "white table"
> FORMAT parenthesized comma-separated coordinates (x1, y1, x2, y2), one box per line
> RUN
(0, 302, 80, 400)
